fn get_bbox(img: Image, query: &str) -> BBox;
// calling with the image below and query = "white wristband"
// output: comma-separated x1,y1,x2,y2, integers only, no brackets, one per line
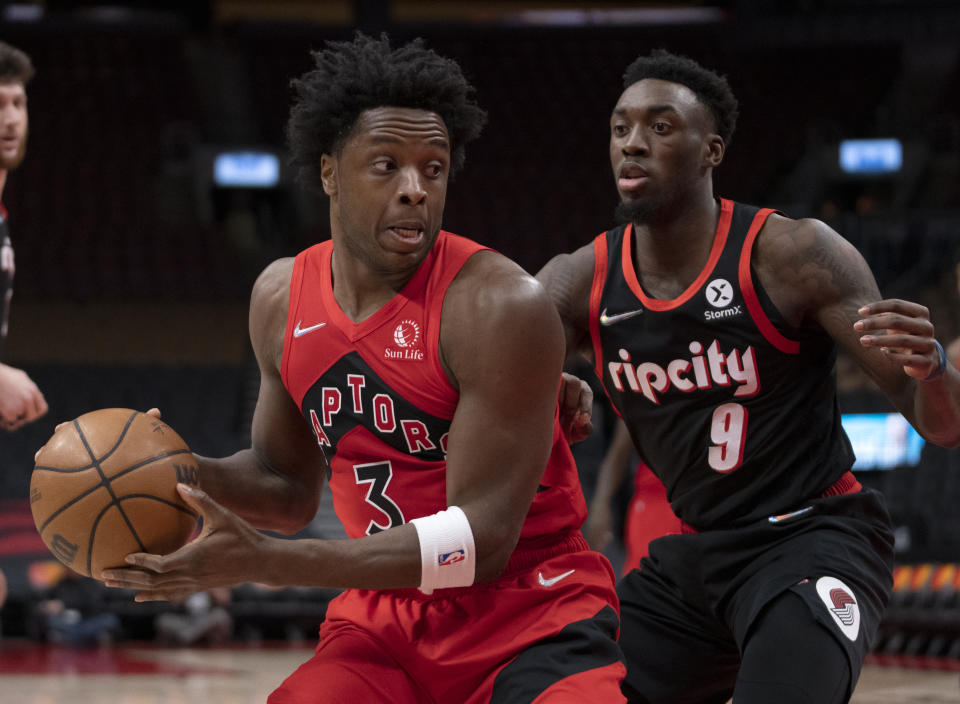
410,506,476,595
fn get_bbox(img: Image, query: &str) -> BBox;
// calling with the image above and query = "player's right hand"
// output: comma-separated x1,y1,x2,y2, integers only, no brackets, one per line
0,362,47,431
102,483,268,603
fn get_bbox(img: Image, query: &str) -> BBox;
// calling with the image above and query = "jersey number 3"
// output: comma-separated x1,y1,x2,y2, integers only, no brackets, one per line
354,461,405,535
708,402,748,473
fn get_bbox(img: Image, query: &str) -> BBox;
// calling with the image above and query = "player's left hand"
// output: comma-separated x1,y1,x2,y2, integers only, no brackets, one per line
101,483,271,602
855,299,943,380
558,372,593,443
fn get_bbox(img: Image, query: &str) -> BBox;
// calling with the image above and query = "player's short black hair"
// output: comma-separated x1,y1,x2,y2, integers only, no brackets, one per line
288,32,487,189
623,49,738,146
0,41,34,85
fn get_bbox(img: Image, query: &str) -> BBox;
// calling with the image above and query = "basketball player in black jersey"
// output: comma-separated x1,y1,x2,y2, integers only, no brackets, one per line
0,41,45,434
537,50,960,703
0,41,46,614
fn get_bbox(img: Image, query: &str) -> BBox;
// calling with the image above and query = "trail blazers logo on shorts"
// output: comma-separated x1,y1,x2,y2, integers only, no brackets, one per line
816,576,860,641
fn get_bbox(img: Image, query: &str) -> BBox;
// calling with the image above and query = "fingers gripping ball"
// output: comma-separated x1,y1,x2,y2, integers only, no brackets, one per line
30,408,200,579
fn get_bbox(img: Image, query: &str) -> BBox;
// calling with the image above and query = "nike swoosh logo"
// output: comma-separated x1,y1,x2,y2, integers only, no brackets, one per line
599,307,643,325
538,568,575,587
293,321,327,338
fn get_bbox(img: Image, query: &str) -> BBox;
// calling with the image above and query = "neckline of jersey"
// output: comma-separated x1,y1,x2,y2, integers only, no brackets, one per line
621,197,733,312
320,235,441,343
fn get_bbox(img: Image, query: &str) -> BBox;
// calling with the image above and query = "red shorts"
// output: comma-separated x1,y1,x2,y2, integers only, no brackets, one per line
269,533,626,704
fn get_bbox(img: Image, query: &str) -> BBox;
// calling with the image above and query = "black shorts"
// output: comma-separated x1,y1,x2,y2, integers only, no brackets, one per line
617,488,894,703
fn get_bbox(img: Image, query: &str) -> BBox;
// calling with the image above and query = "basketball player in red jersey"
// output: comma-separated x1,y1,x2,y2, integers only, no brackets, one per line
537,50,960,703
102,34,625,702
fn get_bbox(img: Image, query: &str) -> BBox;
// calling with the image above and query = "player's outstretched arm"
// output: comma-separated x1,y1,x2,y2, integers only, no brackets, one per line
195,258,326,533
756,216,960,448
855,297,960,446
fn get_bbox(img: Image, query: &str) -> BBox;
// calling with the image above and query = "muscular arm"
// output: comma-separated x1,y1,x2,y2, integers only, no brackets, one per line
755,216,960,447
439,251,569,581
536,243,596,363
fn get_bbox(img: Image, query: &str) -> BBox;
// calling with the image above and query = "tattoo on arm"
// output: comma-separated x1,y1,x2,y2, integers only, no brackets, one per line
772,220,879,329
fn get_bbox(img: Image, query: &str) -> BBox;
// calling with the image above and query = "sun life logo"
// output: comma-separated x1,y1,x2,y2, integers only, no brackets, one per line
385,319,424,361
393,320,420,348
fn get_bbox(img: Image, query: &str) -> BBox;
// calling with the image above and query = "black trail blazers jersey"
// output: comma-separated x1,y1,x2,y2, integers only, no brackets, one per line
589,198,855,530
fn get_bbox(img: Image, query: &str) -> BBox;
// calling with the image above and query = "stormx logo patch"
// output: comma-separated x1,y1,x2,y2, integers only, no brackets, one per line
704,278,743,321
816,576,861,641
438,549,465,566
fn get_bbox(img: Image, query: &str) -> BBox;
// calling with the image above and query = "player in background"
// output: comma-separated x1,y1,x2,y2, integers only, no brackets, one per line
0,40,47,614
0,41,46,433
537,49,960,703
102,34,625,703
584,418,682,573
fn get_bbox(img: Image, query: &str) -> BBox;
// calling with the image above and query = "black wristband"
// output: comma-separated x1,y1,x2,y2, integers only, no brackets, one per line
924,339,948,381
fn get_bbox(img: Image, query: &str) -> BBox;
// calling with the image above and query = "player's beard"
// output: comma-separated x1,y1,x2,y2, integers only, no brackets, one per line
0,129,27,171
613,179,691,227
614,197,656,226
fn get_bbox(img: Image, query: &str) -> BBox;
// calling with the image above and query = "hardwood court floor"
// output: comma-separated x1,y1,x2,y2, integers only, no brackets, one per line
0,641,957,703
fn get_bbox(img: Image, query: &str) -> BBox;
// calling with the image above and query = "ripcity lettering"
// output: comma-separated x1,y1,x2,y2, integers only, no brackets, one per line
608,339,759,405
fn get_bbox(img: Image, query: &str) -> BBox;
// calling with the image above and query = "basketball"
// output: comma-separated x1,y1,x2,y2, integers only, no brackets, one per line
30,408,200,580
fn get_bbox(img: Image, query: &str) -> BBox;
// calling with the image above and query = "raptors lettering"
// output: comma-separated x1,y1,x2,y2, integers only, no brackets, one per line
304,365,449,458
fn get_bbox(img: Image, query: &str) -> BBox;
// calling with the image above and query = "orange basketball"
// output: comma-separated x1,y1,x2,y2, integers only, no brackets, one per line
30,408,200,580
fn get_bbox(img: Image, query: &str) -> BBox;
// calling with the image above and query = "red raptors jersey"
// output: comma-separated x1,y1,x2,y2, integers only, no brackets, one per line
281,230,586,543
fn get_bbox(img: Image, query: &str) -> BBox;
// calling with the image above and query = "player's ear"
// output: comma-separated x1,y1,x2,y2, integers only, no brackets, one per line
703,134,724,168
320,154,338,197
